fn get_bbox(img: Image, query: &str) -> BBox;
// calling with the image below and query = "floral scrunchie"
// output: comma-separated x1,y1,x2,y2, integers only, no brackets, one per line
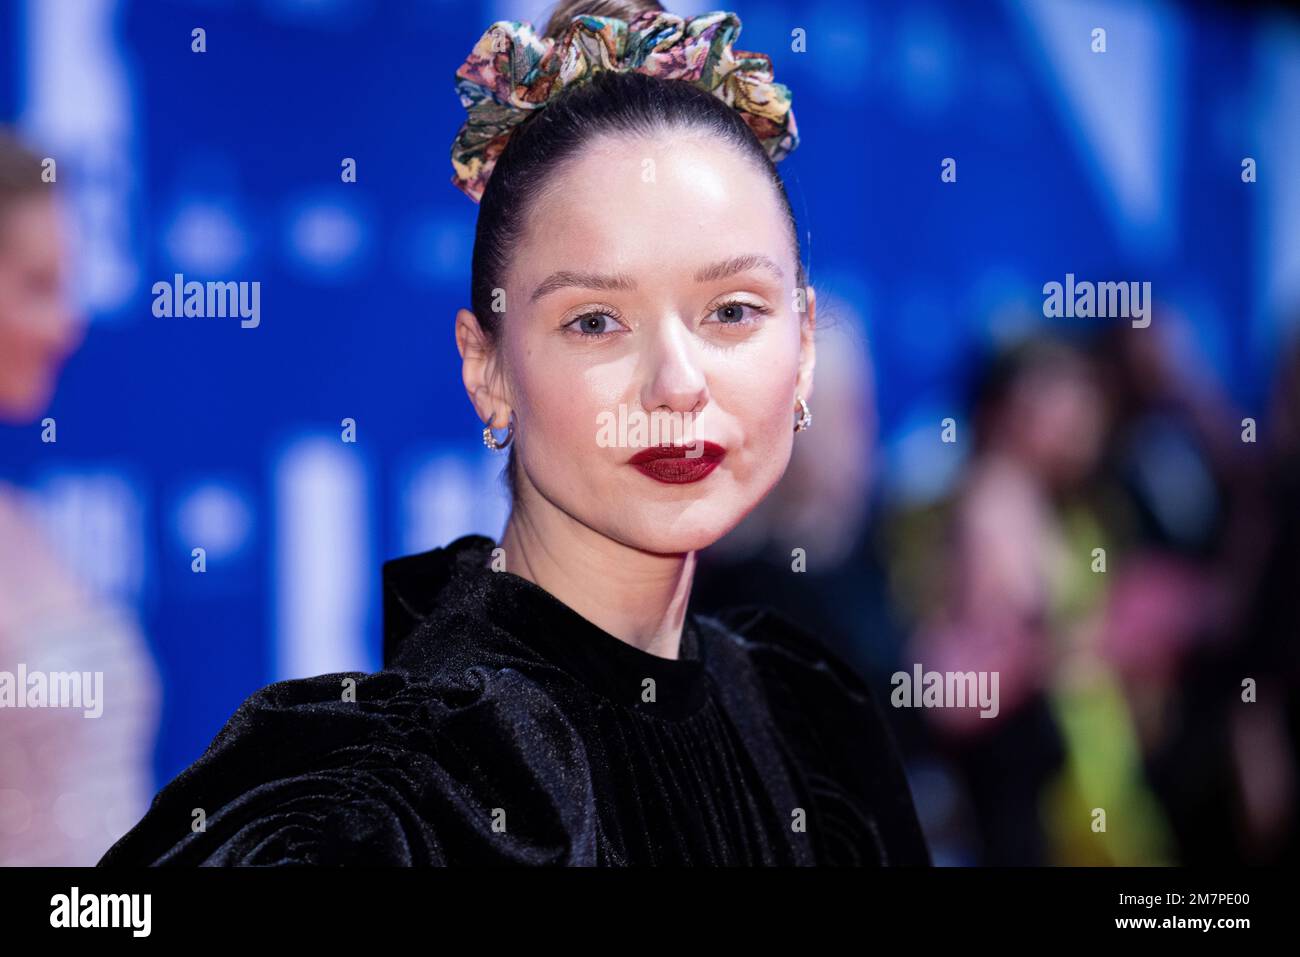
450,9,800,203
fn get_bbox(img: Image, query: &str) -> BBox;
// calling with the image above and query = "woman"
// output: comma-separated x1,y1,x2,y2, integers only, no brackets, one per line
97,1,930,866
0,129,161,864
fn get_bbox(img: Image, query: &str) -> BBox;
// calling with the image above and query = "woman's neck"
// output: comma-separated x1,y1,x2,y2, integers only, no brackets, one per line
496,506,696,660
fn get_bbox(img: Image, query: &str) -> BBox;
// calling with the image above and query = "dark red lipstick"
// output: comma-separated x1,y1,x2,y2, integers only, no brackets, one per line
628,441,726,484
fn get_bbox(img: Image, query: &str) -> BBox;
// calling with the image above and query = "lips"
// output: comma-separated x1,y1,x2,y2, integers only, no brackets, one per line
628,441,726,484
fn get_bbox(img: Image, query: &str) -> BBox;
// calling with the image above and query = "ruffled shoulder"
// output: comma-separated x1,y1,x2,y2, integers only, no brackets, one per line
97,663,596,866
699,604,932,866
703,604,882,702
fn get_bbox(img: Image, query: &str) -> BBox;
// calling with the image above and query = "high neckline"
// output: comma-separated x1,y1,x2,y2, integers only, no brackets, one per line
396,534,712,721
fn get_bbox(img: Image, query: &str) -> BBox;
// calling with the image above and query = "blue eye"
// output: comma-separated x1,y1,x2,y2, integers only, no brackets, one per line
565,312,622,337
710,299,771,326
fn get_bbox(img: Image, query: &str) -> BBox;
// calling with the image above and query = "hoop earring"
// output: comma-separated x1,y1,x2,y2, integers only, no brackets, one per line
483,411,515,451
794,394,812,433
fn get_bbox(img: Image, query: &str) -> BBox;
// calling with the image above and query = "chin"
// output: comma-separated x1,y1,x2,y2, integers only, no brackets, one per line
0,379,55,424
610,496,759,557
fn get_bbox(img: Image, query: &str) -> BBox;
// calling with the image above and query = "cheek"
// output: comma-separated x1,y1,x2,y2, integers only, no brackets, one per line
0,278,71,350
509,342,630,481
0,321,55,412
0,302,42,365
746,381,795,452
718,333,801,470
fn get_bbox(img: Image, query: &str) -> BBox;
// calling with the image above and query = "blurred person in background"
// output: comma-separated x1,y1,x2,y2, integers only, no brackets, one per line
0,129,160,864
1087,316,1254,865
1215,327,1300,864
1082,312,1300,865
898,333,1177,864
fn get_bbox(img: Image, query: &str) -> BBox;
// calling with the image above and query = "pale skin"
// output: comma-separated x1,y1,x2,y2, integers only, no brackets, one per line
455,131,816,660
0,193,82,422
0,191,89,634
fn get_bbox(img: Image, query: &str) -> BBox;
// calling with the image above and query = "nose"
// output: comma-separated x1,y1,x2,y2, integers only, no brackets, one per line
639,318,708,420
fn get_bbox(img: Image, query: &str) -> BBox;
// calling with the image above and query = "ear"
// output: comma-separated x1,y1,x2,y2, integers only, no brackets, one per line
455,307,512,428
795,285,816,404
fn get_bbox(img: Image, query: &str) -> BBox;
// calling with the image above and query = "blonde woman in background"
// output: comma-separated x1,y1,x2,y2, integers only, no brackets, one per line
0,129,161,865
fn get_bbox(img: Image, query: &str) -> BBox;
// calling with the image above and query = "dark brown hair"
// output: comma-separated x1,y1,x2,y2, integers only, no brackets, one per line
0,129,50,227
471,0,808,500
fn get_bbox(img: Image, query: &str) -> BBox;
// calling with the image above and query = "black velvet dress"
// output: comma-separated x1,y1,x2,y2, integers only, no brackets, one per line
97,534,931,866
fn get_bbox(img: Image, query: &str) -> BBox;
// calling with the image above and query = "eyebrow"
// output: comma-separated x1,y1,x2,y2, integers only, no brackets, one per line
529,253,784,303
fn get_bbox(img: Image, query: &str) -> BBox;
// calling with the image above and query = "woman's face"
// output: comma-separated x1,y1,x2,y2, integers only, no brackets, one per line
459,131,815,555
0,195,82,422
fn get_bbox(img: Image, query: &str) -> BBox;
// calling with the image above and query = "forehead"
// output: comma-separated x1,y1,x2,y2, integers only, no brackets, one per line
517,133,789,285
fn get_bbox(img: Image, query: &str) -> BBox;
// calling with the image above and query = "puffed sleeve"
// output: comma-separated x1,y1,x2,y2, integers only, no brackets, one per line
97,665,596,866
